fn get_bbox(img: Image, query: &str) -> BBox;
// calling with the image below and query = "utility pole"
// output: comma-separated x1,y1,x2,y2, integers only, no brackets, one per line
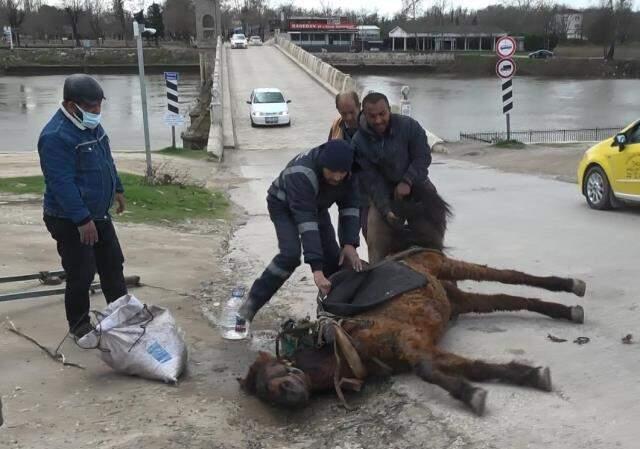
133,13,157,180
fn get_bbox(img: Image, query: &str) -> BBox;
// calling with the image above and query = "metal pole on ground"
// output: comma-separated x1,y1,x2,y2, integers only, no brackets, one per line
171,126,176,149
506,113,511,141
134,20,153,179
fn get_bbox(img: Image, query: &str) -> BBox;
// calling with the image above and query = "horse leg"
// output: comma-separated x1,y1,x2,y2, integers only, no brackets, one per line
437,257,586,297
414,356,488,416
430,349,553,393
443,281,584,323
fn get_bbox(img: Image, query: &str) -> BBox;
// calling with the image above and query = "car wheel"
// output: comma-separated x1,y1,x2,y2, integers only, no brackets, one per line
251,119,257,128
285,121,291,127
584,166,613,210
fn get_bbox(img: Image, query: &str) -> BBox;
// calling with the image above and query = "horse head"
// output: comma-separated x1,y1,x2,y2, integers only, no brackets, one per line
238,351,312,408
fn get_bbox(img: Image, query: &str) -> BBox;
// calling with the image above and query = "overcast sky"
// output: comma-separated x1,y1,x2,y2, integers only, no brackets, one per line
39,0,635,15
270,0,612,17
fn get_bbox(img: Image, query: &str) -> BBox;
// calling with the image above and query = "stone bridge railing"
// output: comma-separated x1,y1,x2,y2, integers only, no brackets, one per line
272,34,446,152
208,36,224,160
273,34,358,95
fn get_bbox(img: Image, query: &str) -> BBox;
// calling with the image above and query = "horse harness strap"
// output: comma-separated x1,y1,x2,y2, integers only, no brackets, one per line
317,316,367,410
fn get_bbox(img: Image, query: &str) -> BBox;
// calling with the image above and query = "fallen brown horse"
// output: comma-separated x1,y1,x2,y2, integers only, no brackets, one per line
239,249,586,416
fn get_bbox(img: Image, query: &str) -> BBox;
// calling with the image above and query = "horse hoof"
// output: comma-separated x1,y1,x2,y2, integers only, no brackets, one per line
469,388,487,416
534,367,552,392
571,279,586,297
570,305,585,324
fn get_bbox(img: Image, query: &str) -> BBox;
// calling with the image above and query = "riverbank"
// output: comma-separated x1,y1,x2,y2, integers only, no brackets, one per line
443,141,589,183
0,47,201,75
324,53,640,78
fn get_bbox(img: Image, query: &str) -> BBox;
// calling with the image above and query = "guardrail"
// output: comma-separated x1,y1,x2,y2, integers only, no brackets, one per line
274,34,358,94
460,127,622,144
208,36,223,159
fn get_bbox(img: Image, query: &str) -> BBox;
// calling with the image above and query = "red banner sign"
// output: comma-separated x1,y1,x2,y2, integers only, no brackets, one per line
288,23,356,30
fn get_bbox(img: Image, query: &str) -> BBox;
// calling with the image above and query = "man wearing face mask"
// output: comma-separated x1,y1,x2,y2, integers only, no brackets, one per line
38,74,128,339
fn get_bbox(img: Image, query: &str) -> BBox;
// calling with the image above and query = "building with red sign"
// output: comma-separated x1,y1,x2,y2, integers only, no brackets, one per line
286,16,357,51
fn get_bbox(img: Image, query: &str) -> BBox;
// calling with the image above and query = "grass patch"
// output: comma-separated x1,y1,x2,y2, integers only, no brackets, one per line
0,173,228,224
493,139,526,149
157,146,211,160
0,176,44,194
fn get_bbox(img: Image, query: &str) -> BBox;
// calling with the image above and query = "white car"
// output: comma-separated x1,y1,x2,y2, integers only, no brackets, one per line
230,33,247,49
249,36,263,46
247,88,291,127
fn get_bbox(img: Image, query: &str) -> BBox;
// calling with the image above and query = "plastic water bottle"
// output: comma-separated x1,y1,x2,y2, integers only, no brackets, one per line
221,286,249,340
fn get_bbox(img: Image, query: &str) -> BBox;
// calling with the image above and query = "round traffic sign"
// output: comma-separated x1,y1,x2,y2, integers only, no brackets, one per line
496,58,516,79
496,36,516,58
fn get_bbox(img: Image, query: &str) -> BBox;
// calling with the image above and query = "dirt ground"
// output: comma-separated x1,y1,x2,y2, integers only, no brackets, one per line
0,143,595,448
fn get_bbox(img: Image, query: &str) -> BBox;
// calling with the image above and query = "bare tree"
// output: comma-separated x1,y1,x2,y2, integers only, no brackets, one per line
112,0,126,40
63,0,83,46
85,0,104,39
2,0,28,46
401,0,423,21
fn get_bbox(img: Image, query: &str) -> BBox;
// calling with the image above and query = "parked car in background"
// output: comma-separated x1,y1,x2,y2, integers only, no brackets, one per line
247,88,291,127
231,33,248,49
249,36,263,46
577,120,640,209
528,49,554,59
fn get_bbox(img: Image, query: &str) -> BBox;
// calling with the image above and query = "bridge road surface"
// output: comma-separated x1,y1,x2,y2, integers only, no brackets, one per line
224,44,640,448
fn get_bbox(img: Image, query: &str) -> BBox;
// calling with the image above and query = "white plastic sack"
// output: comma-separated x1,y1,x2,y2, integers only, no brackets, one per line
79,294,188,384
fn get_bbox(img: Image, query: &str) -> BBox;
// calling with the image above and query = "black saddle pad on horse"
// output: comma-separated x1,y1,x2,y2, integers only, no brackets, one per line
320,261,428,317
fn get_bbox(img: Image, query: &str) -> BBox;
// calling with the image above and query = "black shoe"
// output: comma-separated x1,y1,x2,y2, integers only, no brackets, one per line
70,321,94,339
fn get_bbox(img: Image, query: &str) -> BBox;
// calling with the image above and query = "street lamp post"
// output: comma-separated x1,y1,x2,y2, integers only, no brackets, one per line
133,20,156,179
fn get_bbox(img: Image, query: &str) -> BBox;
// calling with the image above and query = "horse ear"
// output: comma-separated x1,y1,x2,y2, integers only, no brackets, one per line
257,351,275,362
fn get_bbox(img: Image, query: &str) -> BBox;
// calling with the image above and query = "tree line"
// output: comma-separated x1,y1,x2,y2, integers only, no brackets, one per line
2,0,639,57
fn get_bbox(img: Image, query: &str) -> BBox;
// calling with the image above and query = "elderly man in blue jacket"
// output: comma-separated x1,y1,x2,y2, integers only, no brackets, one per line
236,140,362,334
38,74,127,339
352,92,435,263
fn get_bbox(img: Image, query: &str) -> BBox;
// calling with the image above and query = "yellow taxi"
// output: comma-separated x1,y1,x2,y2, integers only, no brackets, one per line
577,120,640,209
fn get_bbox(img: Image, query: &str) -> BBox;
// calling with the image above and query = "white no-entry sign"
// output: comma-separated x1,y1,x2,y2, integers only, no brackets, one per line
496,36,516,58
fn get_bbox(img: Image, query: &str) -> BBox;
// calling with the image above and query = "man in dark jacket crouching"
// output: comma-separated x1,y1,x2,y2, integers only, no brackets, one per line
237,140,363,333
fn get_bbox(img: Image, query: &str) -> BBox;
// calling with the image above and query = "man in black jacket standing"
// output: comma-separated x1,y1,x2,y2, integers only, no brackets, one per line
352,92,436,263
237,140,362,332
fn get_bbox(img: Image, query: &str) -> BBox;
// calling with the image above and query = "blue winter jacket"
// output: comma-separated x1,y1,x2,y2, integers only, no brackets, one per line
38,109,124,225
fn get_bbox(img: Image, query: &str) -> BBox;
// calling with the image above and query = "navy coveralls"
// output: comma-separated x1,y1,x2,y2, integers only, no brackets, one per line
248,145,360,313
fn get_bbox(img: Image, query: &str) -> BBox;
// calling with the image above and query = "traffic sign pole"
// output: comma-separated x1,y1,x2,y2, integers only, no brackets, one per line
496,36,517,142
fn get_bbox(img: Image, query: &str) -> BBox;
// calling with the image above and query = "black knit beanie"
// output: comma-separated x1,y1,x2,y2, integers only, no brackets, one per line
318,140,354,172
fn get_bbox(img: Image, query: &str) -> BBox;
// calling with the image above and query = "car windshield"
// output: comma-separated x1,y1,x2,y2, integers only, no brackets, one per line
251,36,260,40
254,92,285,104
233,34,245,40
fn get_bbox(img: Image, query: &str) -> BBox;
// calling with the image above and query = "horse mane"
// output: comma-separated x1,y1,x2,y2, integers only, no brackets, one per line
390,182,452,251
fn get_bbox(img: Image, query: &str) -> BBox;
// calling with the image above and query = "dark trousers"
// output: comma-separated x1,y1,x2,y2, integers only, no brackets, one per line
44,216,127,330
247,200,341,318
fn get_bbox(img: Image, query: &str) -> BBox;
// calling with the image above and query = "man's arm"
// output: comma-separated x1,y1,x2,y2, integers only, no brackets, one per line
286,173,324,272
38,133,91,225
336,177,361,248
402,119,432,186
103,134,124,193
355,152,393,216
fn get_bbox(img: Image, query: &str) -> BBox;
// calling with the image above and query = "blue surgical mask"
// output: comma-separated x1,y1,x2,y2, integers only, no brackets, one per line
75,104,101,129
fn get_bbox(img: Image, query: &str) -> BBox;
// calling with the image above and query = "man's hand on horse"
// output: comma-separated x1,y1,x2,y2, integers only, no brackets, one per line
385,210,405,231
340,244,363,272
313,271,332,297
394,181,411,200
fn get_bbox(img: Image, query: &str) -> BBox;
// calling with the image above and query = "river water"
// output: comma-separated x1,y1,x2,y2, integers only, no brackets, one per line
0,74,201,152
354,74,640,140
1,74,639,150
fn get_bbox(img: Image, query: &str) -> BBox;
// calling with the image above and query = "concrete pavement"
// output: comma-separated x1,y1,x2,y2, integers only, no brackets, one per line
222,44,640,448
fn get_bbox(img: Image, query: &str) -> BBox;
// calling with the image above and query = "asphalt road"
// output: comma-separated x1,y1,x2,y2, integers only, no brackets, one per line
225,44,640,448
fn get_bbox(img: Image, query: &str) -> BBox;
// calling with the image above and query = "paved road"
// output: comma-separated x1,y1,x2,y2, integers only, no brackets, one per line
225,45,640,448
227,45,337,151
